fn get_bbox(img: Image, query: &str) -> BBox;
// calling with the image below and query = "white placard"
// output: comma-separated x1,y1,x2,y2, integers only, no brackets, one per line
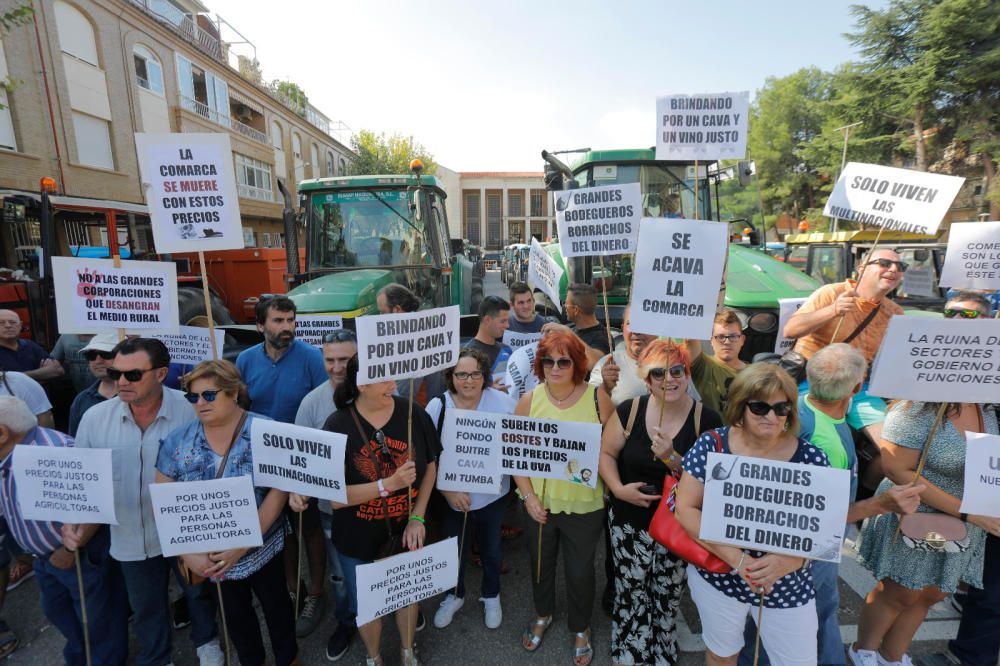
527,238,564,313
135,133,243,253
155,325,225,365
655,92,749,161
868,316,1000,404
502,330,542,350
51,256,178,333
939,222,1000,290
149,476,262,557
436,409,503,495
775,297,808,353
295,316,345,347
355,306,460,386
823,162,964,236
960,432,1000,517
701,452,851,562
250,420,347,503
11,446,117,524
555,183,641,258
498,413,601,488
629,219,729,339
355,537,459,626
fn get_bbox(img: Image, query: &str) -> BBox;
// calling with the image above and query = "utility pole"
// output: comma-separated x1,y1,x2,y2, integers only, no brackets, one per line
830,122,862,232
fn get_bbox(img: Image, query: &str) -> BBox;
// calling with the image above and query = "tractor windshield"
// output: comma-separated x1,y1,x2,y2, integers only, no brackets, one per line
309,189,426,269
575,163,710,220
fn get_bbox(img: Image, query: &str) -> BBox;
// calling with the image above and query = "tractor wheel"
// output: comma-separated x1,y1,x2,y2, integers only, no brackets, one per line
176,286,235,328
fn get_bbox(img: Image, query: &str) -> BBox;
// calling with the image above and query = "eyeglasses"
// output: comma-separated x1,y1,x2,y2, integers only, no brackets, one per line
322,330,357,343
746,400,794,417
943,308,983,319
107,367,157,382
648,364,686,380
454,371,484,381
540,357,573,370
374,430,390,458
184,390,221,404
83,350,114,361
712,333,742,343
866,258,909,273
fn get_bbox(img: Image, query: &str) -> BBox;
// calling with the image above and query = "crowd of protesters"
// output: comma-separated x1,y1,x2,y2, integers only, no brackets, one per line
0,258,995,666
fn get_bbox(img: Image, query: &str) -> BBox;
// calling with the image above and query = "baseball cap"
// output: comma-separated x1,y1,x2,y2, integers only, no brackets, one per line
79,331,121,356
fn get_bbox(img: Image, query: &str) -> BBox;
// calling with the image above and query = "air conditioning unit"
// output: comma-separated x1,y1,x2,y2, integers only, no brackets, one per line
235,104,253,123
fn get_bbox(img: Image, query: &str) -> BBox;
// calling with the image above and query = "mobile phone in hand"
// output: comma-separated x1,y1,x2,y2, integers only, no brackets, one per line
639,484,658,495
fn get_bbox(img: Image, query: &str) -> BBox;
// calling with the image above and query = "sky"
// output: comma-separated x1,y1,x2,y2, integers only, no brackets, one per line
204,0,885,172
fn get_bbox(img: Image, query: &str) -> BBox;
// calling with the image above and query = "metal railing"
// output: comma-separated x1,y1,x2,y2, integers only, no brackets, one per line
231,117,268,144
238,184,275,203
127,0,223,61
177,94,268,145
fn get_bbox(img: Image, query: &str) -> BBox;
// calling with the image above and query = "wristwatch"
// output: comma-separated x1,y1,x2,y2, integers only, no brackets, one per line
377,479,390,498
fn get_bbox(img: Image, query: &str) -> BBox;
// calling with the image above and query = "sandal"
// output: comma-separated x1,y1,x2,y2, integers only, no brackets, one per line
572,629,593,666
0,620,17,659
365,655,384,666
521,615,553,652
400,646,419,666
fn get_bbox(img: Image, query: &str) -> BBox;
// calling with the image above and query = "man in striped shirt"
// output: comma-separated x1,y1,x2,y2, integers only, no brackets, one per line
0,396,128,665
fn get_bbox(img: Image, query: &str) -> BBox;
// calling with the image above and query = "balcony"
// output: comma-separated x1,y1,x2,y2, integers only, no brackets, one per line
238,184,275,203
127,0,223,62
177,95,268,145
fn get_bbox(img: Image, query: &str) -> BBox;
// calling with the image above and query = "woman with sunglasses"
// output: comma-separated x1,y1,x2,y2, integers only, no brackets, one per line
599,340,722,666
849,293,999,666
675,363,830,666
290,355,439,666
514,329,614,666
155,360,298,666
424,348,515,630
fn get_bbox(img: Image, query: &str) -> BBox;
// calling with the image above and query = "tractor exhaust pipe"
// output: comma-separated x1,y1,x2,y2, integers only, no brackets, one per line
277,177,299,277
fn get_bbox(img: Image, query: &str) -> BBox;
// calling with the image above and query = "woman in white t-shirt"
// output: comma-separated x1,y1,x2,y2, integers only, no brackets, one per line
424,348,515,631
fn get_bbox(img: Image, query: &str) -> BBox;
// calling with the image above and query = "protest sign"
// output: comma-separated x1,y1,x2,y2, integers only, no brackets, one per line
355,305,459,385
436,408,503,495
51,256,178,333
939,222,1000,290
251,420,347,503
868,316,1000,404
155,325,225,365
295,316,345,347
629,219,728,339
701,452,851,562
555,183,641,257
135,133,243,253
11,446,116,524
502,330,542,350
959,433,1000,518
355,537,459,626
503,342,539,402
655,92,749,161
774,297,807,353
527,238,564,313
149,475,262,557
823,162,964,236
498,414,601,488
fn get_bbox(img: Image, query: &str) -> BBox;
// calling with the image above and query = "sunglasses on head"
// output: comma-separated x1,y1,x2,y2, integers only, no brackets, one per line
866,258,909,273
322,330,356,343
943,308,982,319
540,356,573,370
374,430,390,457
184,390,221,404
746,400,794,417
83,350,114,361
648,364,686,380
107,367,157,382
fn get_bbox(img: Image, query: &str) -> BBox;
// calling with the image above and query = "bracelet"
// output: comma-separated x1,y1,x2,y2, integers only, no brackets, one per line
521,492,537,503
735,552,746,571
960,512,968,522
660,453,678,465
408,515,426,525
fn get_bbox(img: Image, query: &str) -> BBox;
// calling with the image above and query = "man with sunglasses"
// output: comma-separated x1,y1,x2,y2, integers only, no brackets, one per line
67,332,119,436
67,338,225,666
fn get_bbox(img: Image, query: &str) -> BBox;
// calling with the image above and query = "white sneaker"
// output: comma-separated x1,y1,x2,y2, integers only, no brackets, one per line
433,594,464,628
197,638,226,666
481,596,502,629
848,644,879,666
876,653,913,666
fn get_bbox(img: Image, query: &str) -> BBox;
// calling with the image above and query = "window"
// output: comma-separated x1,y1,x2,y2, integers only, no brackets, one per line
339,157,347,176
54,1,99,66
326,152,335,177
242,227,256,247
310,144,319,177
275,233,284,248
262,232,271,247
486,192,502,249
531,220,547,240
175,54,229,127
807,246,845,285
72,112,114,169
508,220,524,244
270,120,283,150
133,45,163,94
464,192,481,245
530,190,545,217
291,132,302,160
508,192,523,217
0,39,14,151
234,154,273,201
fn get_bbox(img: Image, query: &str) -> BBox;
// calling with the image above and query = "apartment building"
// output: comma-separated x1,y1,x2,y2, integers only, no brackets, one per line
451,172,554,254
0,0,352,266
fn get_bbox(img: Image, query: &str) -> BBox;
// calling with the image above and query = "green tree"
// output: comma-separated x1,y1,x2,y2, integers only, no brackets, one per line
349,130,437,176
269,80,308,117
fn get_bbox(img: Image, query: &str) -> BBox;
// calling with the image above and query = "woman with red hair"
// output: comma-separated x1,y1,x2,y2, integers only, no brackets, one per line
514,330,614,666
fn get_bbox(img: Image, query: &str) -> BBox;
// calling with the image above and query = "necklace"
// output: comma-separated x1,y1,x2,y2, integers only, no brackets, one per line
545,382,576,406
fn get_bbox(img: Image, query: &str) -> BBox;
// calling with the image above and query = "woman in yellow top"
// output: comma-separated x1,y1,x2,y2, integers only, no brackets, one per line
514,329,614,666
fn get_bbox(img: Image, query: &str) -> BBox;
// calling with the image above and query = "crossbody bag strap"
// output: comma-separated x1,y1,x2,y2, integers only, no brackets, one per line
622,397,641,438
841,302,881,344
214,410,248,480
694,401,704,435
349,406,396,540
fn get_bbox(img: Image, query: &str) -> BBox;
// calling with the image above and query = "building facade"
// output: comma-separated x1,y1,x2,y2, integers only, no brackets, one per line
446,172,554,253
0,0,352,264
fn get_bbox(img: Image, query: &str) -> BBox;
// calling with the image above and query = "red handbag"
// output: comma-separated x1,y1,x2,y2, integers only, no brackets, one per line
648,430,732,574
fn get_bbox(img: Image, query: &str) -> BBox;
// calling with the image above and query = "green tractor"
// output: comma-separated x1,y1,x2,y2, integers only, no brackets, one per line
540,148,821,359
287,170,484,321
